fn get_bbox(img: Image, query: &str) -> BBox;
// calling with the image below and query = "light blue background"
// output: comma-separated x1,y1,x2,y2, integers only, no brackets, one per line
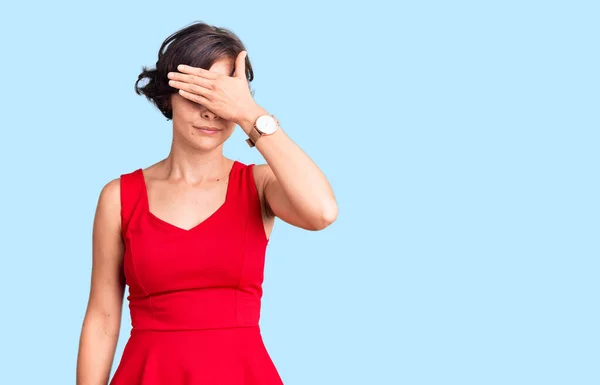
0,1,598,384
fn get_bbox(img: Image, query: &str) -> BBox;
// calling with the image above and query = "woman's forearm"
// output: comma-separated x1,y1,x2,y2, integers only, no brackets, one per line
76,314,121,385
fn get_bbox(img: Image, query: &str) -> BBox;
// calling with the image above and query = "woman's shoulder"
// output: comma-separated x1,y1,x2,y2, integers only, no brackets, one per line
93,175,124,236
103,167,144,213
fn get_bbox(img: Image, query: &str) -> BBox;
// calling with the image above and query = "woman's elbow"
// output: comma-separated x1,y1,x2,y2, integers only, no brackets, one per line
310,201,338,230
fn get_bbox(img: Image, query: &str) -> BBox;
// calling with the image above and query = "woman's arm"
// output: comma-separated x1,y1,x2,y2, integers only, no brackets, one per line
240,106,338,231
76,178,126,385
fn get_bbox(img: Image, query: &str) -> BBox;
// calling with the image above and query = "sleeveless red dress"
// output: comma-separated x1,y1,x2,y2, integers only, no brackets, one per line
109,160,284,385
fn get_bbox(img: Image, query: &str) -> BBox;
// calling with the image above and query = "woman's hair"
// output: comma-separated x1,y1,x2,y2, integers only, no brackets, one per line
134,21,255,120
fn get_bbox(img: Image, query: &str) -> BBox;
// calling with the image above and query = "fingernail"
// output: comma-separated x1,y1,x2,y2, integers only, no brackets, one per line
178,65,185,70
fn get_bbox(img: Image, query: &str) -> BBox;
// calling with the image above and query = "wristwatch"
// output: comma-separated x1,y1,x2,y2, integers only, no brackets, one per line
245,114,279,147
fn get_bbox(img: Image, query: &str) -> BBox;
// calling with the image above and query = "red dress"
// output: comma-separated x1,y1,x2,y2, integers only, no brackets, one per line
109,160,284,385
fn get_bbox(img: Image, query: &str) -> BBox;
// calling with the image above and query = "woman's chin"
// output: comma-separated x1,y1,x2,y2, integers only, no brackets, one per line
187,132,227,149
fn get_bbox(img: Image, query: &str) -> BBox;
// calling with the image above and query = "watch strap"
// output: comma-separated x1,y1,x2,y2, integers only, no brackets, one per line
245,126,261,148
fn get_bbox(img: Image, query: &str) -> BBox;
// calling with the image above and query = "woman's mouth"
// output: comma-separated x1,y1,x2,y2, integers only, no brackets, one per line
193,126,221,135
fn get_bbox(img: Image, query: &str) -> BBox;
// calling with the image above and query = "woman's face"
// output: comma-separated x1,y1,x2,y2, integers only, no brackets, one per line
169,56,237,151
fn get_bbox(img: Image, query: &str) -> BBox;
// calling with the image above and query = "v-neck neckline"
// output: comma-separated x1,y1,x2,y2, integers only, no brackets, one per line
139,160,239,233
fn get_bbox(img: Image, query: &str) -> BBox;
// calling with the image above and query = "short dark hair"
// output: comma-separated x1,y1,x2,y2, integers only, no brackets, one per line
134,21,255,120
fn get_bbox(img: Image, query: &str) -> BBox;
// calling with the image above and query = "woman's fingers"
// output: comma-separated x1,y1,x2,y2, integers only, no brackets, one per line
168,79,211,99
167,71,212,90
176,64,219,79
177,89,211,105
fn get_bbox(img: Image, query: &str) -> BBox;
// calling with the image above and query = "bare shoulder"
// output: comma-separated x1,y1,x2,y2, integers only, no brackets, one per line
250,163,274,199
100,176,121,202
95,176,123,236
251,163,273,185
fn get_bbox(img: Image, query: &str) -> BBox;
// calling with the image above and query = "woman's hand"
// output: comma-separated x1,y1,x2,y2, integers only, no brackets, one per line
167,50,259,125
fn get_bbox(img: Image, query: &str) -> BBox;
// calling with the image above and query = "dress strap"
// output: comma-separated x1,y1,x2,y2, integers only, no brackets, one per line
241,163,266,230
244,164,260,204
120,168,144,238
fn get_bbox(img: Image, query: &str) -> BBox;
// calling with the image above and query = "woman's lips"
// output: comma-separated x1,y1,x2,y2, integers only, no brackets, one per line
193,126,221,135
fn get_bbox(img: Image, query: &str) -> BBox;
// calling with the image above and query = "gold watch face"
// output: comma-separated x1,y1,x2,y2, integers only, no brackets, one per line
256,115,278,134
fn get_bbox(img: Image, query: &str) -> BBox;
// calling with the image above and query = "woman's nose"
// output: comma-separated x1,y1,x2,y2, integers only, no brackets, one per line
202,109,219,120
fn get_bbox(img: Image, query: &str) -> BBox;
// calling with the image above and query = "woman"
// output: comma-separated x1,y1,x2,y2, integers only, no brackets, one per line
76,21,337,385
